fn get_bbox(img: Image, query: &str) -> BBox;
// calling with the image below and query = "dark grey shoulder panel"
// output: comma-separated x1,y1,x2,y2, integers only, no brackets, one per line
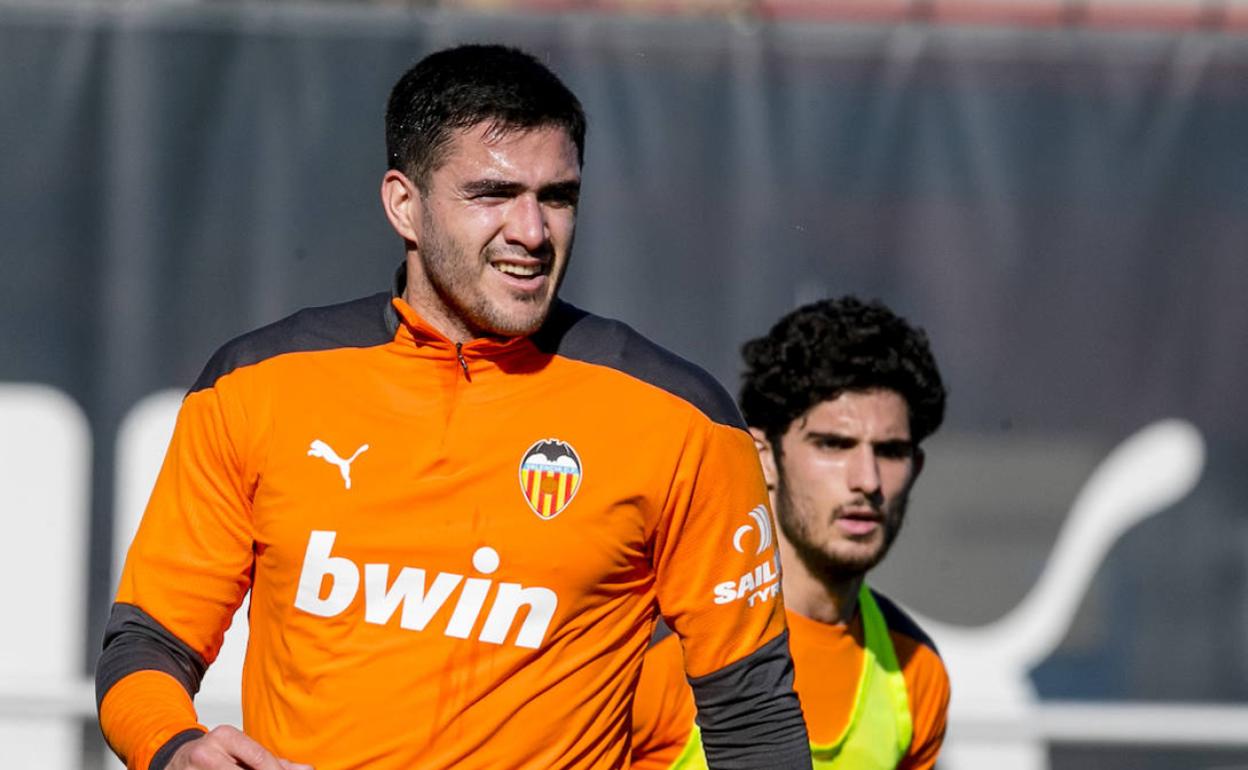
687,631,812,768
533,301,746,430
871,588,941,657
190,291,397,394
96,602,208,708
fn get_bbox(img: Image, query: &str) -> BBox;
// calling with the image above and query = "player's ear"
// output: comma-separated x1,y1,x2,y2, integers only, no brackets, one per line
381,169,423,244
749,427,778,491
911,446,926,481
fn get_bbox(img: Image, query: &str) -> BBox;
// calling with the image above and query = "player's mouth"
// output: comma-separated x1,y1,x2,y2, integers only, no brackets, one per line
834,507,882,537
490,259,550,292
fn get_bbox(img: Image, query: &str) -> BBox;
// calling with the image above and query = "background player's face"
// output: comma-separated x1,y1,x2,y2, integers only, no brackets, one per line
769,389,923,580
400,122,581,339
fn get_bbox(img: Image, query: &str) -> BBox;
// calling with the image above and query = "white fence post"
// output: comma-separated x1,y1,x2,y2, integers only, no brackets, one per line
0,384,91,770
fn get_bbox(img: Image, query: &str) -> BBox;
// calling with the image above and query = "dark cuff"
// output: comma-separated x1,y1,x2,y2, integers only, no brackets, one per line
150,728,208,770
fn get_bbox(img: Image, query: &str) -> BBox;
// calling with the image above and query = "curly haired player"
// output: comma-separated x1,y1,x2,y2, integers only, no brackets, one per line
633,296,951,769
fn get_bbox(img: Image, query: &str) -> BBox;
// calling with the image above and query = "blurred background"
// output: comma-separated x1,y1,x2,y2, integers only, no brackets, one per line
2,0,1247,767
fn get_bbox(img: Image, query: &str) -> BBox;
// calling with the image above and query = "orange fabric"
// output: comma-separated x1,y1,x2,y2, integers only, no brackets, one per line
98,670,205,770
108,297,786,769
632,605,949,769
630,634,696,770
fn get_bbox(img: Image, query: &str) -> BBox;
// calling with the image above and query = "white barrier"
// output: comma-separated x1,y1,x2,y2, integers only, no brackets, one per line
0,384,91,770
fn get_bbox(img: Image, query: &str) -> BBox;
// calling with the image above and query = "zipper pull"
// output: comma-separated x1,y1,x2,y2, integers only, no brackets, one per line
455,342,471,381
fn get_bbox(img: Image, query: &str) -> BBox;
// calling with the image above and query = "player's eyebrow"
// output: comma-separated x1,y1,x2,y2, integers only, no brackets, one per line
459,178,581,205
804,431,914,452
460,179,526,198
804,430,858,447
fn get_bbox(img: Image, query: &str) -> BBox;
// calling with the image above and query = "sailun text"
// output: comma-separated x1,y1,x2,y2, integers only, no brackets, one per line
712,556,780,607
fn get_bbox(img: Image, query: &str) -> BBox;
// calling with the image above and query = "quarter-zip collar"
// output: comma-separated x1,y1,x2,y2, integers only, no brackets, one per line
390,296,544,387
390,296,533,355
388,262,556,380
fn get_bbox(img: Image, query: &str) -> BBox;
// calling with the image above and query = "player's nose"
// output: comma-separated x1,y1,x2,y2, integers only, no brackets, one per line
503,192,548,253
846,445,882,495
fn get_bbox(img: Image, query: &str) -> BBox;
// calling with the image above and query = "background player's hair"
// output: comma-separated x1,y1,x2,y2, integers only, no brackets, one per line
385,44,586,189
740,296,947,447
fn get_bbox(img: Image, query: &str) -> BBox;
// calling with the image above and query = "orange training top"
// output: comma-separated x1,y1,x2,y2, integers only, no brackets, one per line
632,593,950,769
96,282,808,770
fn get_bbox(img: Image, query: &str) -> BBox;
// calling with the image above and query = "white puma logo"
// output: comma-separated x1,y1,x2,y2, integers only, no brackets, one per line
916,419,1205,770
308,439,369,490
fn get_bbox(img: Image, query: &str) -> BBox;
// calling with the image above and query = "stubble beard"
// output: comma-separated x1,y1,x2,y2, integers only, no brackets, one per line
419,211,566,339
773,465,909,585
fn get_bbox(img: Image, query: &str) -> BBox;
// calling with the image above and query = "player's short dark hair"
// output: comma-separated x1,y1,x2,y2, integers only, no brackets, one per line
740,296,947,446
385,44,586,188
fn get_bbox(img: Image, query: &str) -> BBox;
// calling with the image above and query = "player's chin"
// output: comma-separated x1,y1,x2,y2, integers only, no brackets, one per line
482,297,555,337
827,541,887,574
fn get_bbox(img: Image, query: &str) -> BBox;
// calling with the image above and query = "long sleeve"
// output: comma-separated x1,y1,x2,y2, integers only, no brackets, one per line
651,418,810,768
97,369,260,768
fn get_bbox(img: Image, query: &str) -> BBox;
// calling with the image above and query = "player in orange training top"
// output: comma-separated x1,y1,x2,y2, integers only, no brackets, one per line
632,296,951,769
96,45,810,770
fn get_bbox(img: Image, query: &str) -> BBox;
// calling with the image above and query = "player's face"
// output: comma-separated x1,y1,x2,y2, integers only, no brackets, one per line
399,122,581,340
768,389,923,580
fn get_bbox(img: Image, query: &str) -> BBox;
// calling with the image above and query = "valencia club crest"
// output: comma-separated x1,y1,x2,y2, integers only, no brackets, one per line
519,438,583,520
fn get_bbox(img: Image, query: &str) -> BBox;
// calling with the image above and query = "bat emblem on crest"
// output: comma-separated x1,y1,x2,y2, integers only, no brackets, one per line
518,438,583,520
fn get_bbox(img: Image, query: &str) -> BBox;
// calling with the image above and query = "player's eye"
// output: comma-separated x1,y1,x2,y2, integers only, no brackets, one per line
874,441,915,460
540,184,580,209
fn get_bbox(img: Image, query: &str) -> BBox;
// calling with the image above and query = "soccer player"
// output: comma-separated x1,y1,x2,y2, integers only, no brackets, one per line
95,44,810,770
632,296,951,769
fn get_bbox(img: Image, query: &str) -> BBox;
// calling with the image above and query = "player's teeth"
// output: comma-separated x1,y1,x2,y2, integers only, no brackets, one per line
495,263,541,277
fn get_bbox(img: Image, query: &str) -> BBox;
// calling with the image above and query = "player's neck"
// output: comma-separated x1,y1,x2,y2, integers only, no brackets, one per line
778,537,864,625
403,277,475,344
